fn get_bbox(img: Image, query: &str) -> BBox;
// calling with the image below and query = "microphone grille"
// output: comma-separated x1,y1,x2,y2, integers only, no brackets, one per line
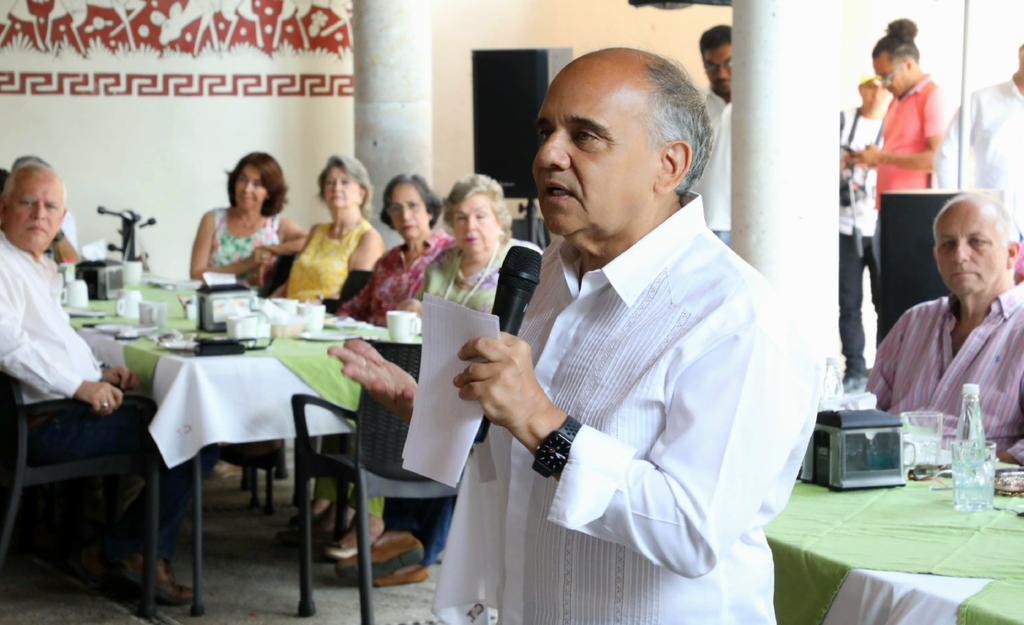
500,245,542,288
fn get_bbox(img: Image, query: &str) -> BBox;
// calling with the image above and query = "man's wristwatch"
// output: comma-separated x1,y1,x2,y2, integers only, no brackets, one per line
532,415,581,478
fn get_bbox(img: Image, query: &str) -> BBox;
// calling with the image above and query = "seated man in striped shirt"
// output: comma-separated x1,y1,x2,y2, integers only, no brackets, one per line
868,192,1024,464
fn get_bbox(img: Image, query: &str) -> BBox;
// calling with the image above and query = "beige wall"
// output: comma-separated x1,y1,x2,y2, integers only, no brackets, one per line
429,1,731,201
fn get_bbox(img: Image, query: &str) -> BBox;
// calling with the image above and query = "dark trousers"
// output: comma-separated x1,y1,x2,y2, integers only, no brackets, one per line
27,405,218,563
383,496,455,566
838,232,880,379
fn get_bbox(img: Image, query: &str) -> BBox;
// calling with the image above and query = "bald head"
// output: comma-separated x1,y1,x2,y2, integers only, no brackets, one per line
932,193,1020,304
557,48,712,194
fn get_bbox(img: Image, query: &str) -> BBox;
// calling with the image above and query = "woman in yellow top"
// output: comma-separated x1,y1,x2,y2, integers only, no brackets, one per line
278,155,385,300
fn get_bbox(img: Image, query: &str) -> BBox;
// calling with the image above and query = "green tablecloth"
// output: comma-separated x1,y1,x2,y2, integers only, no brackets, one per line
766,481,1024,625
73,286,388,409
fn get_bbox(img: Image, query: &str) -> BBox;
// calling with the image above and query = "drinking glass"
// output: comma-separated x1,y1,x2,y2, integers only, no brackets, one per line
900,411,943,469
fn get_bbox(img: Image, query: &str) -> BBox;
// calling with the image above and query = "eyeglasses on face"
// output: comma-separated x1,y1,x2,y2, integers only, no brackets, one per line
703,58,731,74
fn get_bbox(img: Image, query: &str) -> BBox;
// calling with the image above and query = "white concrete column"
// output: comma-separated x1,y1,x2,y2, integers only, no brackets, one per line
731,0,841,352
352,0,432,247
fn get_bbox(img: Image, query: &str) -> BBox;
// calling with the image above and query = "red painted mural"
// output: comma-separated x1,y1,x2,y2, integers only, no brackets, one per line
0,0,351,58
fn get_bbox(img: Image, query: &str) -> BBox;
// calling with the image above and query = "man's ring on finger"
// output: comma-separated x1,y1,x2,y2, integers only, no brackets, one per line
101,402,110,409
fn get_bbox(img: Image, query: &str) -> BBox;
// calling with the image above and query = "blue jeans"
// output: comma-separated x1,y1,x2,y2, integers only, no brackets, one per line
27,404,218,563
383,497,455,566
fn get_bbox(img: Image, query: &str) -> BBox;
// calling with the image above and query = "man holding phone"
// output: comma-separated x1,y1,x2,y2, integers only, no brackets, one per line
838,76,890,392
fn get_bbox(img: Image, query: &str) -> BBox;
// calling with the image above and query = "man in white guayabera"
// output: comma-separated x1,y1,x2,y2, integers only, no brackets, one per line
330,48,821,624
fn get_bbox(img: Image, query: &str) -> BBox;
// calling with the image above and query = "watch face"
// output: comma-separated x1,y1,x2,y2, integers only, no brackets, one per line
536,434,572,473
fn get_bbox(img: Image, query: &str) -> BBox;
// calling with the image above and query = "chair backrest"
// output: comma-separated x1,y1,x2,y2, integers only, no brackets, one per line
355,342,429,482
259,253,296,298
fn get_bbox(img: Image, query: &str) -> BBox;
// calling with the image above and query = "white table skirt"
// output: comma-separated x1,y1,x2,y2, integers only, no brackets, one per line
80,330,352,468
824,568,991,625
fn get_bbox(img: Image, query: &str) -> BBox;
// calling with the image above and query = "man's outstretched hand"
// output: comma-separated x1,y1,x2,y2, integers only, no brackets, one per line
328,340,417,422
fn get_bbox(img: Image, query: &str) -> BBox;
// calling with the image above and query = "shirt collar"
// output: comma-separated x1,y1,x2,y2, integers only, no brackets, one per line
901,76,932,100
0,232,48,267
946,281,1024,322
559,193,707,307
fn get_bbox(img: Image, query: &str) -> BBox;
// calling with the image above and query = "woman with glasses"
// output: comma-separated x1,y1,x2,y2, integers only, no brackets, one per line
276,155,384,300
190,152,308,287
338,173,455,325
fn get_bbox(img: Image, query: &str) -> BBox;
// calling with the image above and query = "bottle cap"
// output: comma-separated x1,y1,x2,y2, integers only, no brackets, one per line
962,383,980,396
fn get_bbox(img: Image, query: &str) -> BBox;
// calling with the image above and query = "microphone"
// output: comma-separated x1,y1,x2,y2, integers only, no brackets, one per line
475,245,543,443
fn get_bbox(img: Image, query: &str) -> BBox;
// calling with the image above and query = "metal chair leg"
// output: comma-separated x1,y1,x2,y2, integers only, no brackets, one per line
136,456,158,618
296,469,315,617
355,471,373,625
264,468,274,515
274,447,288,480
0,479,24,573
248,467,260,511
191,454,205,617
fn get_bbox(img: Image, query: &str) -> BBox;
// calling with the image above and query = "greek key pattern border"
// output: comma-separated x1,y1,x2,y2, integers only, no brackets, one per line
0,72,354,96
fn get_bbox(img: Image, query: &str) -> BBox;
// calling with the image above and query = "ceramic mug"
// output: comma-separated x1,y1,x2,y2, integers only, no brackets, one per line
63,279,89,308
300,303,327,333
386,310,421,343
139,301,168,328
116,289,143,318
122,260,144,286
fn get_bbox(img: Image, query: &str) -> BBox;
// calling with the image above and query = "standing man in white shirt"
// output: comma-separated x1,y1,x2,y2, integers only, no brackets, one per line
935,43,1024,215
0,164,213,605
332,48,820,624
838,76,891,393
694,24,733,244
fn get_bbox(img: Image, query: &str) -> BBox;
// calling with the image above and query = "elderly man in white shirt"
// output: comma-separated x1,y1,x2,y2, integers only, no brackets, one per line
0,164,212,605
331,48,820,625
935,43,1024,213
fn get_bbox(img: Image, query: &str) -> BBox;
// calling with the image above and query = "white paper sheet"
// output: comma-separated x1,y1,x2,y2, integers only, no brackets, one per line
402,294,499,487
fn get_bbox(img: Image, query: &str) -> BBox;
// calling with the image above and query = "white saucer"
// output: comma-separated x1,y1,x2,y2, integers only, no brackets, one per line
298,330,363,342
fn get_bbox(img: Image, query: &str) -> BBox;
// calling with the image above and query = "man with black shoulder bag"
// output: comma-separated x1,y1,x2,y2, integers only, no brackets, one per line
839,75,891,393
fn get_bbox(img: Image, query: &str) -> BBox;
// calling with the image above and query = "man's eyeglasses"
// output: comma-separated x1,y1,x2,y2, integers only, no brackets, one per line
879,68,899,87
703,59,731,74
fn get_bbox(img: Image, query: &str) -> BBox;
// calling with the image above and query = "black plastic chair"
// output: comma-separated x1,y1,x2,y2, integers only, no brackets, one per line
324,269,373,314
259,253,296,298
0,373,160,618
291,342,457,624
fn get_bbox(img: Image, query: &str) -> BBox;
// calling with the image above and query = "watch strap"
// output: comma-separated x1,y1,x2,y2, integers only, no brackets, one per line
532,415,581,478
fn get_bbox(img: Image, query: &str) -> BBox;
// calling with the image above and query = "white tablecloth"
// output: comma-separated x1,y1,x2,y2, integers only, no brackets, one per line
825,568,991,625
80,330,351,468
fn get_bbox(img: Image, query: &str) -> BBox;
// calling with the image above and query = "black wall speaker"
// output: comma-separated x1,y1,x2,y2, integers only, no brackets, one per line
472,48,572,199
878,191,957,342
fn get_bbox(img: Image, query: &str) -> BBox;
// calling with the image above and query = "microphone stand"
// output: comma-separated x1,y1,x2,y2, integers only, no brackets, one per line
97,206,157,262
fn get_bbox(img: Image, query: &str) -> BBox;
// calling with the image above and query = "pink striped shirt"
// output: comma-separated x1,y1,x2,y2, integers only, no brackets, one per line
868,283,1024,463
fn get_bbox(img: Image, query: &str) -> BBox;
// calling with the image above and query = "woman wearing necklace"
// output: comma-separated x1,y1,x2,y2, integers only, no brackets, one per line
190,152,308,287
402,173,538,315
276,155,384,300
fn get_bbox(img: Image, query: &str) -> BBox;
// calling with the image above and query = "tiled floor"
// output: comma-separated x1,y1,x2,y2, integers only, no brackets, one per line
0,469,439,625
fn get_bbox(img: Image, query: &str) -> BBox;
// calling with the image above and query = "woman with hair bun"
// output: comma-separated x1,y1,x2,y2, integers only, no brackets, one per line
850,18,948,207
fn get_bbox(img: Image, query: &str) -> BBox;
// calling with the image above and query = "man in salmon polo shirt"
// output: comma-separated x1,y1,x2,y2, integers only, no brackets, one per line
850,19,947,206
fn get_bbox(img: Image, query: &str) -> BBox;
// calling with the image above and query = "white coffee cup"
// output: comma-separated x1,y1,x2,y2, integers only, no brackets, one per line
59,262,77,285
122,260,144,286
271,298,299,316
63,279,89,308
227,314,259,339
139,301,168,328
386,310,421,343
301,303,327,333
116,289,143,318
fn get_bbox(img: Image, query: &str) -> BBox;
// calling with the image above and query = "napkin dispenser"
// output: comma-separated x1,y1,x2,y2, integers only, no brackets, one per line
800,409,905,491
196,284,254,332
76,260,123,300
